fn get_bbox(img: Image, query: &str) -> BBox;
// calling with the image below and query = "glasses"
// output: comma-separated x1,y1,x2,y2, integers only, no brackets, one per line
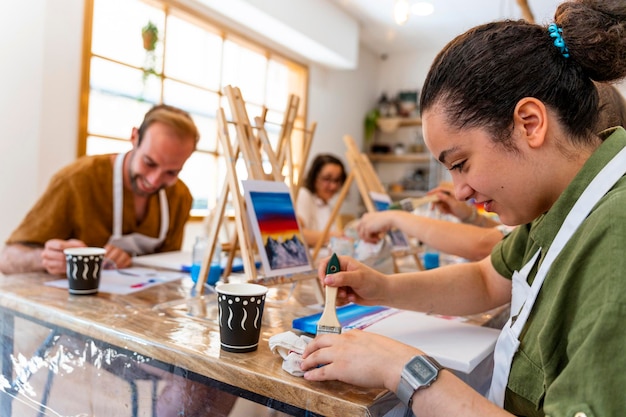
317,176,343,185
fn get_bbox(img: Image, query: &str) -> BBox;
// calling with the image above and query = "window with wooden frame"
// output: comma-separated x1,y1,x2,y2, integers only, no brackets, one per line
80,0,309,216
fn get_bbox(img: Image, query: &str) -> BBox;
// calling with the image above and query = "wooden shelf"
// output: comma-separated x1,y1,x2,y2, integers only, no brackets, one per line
396,117,422,127
376,117,422,133
369,116,441,205
389,190,428,200
367,153,431,163
377,117,422,127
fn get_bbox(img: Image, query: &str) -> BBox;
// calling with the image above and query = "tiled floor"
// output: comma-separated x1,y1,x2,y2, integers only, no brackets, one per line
7,319,291,417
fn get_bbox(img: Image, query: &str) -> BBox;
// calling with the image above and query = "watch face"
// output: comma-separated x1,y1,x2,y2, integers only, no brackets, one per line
408,357,437,382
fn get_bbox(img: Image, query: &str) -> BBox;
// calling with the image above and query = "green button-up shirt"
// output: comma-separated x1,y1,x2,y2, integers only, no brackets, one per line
491,127,626,417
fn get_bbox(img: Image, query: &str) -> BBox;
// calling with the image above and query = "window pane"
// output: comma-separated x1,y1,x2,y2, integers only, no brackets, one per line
164,15,222,91
264,108,285,127
245,103,264,125
162,79,218,117
191,114,218,153
88,90,152,140
91,57,162,105
92,0,164,70
235,157,251,182
86,137,133,155
162,79,219,152
262,109,284,150
220,96,234,122
179,151,219,211
222,40,267,104
266,60,289,110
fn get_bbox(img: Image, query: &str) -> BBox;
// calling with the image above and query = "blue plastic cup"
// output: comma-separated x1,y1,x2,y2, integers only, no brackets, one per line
423,252,440,270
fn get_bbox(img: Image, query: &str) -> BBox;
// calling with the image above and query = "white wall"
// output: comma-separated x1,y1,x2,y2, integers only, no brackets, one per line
38,0,85,188
377,47,439,99
0,2,43,243
378,47,626,101
307,46,381,216
0,0,83,244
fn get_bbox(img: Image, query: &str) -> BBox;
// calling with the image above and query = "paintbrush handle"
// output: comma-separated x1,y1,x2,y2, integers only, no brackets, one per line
318,285,341,330
324,285,338,311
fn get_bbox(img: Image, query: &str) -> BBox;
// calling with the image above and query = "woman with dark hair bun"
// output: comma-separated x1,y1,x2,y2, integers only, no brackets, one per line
296,153,347,246
301,1,626,416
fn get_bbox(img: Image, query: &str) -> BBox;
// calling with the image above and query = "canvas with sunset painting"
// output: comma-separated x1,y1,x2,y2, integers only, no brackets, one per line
242,180,312,277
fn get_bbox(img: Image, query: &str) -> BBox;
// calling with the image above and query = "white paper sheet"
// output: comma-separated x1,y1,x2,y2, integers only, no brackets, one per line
132,250,191,271
45,268,184,295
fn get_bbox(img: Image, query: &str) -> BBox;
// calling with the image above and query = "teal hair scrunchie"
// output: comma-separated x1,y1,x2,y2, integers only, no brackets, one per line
548,23,570,58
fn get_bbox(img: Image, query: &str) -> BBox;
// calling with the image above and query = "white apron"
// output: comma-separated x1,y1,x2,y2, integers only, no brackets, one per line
488,145,626,406
107,152,169,256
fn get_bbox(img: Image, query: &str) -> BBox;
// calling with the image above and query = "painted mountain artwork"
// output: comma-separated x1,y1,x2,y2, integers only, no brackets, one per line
242,180,312,277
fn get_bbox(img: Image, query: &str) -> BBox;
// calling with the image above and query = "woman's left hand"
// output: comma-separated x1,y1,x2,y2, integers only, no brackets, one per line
300,330,420,392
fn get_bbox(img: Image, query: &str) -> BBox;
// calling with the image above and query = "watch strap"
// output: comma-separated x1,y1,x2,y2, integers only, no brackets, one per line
397,355,443,409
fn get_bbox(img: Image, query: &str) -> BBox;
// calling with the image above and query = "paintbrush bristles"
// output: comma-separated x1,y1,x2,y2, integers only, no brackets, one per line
317,285,342,334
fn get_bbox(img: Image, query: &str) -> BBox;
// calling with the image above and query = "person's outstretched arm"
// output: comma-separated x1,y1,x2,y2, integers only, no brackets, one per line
357,210,504,261
0,239,88,276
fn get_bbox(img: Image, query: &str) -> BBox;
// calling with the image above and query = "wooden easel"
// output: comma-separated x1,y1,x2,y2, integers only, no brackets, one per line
343,135,387,213
194,86,322,298
312,135,425,272
256,94,317,202
290,118,317,202
276,94,299,189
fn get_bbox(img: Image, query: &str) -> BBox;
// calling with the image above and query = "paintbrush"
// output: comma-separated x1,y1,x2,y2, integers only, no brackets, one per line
316,253,342,335
389,194,440,211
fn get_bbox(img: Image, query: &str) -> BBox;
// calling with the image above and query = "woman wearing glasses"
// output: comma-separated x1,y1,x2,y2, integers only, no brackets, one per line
296,153,347,246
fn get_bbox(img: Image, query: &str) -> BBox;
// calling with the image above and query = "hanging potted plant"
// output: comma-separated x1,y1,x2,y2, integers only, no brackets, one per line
141,21,159,52
140,21,159,85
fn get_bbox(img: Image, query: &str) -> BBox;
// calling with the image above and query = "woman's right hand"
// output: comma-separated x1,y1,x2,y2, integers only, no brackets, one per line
317,254,390,306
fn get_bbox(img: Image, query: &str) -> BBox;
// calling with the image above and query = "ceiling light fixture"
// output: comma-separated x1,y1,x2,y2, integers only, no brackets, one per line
394,0,434,25
393,0,410,26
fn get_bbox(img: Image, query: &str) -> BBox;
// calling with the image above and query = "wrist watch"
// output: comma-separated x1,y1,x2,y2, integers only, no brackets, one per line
397,355,443,409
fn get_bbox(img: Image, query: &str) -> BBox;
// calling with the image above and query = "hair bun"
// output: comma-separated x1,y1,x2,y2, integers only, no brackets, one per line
554,0,626,82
